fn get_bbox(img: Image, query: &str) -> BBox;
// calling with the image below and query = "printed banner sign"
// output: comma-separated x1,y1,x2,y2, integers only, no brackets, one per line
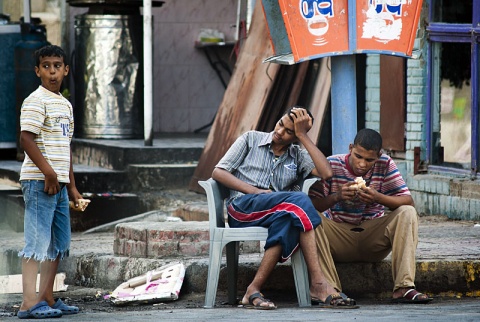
356,0,423,55
262,0,423,63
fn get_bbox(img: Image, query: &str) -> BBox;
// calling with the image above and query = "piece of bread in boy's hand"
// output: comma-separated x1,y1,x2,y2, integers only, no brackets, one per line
69,199,91,211
352,177,366,190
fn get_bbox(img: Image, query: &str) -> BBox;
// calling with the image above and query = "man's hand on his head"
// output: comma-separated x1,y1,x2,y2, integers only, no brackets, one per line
290,107,312,136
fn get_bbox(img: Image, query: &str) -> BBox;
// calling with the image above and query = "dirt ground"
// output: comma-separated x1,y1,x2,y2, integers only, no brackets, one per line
0,287,212,318
0,287,316,318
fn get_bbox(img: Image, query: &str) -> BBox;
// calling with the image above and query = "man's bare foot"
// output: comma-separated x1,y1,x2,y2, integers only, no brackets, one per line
241,292,276,309
309,281,339,303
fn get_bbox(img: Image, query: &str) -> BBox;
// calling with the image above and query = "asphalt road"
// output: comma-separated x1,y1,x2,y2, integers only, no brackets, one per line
1,293,479,321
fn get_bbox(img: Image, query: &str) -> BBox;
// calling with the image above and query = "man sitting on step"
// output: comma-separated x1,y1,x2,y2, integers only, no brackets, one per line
309,128,433,304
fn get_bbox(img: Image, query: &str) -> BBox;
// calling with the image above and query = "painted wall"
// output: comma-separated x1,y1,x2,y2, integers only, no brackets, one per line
67,0,237,134
152,0,237,132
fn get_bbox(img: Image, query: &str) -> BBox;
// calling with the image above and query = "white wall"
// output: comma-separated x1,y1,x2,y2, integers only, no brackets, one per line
152,0,237,132
67,0,238,134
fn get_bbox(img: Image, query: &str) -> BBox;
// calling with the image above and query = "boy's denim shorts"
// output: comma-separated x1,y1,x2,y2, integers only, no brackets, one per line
18,180,71,262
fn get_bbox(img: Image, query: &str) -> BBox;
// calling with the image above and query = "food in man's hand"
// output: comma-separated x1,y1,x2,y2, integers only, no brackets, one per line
69,198,91,211
352,177,366,190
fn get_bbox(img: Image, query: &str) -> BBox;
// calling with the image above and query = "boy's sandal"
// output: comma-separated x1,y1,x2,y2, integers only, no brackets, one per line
17,301,63,319
391,289,433,304
51,298,80,314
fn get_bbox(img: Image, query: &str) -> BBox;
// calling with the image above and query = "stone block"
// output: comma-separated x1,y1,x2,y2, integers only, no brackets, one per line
173,202,209,221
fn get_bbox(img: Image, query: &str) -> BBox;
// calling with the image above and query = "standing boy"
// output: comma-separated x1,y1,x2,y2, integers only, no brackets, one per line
17,45,83,319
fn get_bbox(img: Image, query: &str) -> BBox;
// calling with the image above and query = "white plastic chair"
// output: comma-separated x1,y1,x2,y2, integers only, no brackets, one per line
198,178,318,308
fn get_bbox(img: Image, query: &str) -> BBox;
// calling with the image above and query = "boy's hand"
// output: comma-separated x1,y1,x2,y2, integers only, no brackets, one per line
67,185,83,207
44,172,61,195
336,181,358,202
69,199,91,211
357,187,377,204
68,184,90,211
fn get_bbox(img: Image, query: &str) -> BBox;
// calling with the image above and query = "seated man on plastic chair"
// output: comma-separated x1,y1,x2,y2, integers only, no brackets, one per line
212,106,358,310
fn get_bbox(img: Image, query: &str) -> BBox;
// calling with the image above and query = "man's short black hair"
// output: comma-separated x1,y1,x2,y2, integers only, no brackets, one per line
353,128,383,152
35,45,68,67
285,105,315,124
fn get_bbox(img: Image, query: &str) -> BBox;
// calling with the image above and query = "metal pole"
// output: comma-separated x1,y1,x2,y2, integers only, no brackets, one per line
330,0,357,154
23,0,30,23
143,0,153,146
331,55,357,154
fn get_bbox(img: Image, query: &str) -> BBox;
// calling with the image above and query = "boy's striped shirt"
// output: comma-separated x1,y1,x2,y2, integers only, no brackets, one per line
309,153,411,225
20,86,74,183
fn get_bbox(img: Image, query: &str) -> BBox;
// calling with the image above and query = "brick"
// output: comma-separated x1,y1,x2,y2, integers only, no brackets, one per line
178,242,210,256
114,225,127,239
122,240,147,257
148,230,175,242
176,230,209,243
408,86,425,94
113,239,124,255
148,241,179,257
129,227,147,242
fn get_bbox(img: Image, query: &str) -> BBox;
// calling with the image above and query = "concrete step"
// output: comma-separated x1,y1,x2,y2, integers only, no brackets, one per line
0,161,128,193
128,163,198,190
172,202,209,221
72,137,205,170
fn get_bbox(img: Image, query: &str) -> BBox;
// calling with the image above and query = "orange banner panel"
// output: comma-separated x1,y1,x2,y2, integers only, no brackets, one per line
278,0,350,62
356,0,423,55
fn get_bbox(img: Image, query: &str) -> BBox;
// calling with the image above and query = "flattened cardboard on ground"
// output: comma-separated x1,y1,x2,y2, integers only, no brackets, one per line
0,273,68,294
189,0,280,192
110,263,185,305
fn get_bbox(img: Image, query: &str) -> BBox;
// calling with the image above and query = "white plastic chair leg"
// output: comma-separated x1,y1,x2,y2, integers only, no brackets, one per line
204,241,224,308
291,249,311,307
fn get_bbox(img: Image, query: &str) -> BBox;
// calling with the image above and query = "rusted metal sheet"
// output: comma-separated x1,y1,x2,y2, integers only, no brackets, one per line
188,1,281,192
380,55,406,152
306,57,331,146
256,62,310,132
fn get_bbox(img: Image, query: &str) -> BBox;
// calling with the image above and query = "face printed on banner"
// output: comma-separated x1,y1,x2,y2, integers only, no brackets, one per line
362,0,407,43
299,0,334,46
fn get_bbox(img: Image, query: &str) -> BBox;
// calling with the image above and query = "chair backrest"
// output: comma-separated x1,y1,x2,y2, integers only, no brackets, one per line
198,179,230,234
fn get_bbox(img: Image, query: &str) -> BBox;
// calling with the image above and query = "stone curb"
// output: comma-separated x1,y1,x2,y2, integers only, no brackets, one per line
54,253,480,301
